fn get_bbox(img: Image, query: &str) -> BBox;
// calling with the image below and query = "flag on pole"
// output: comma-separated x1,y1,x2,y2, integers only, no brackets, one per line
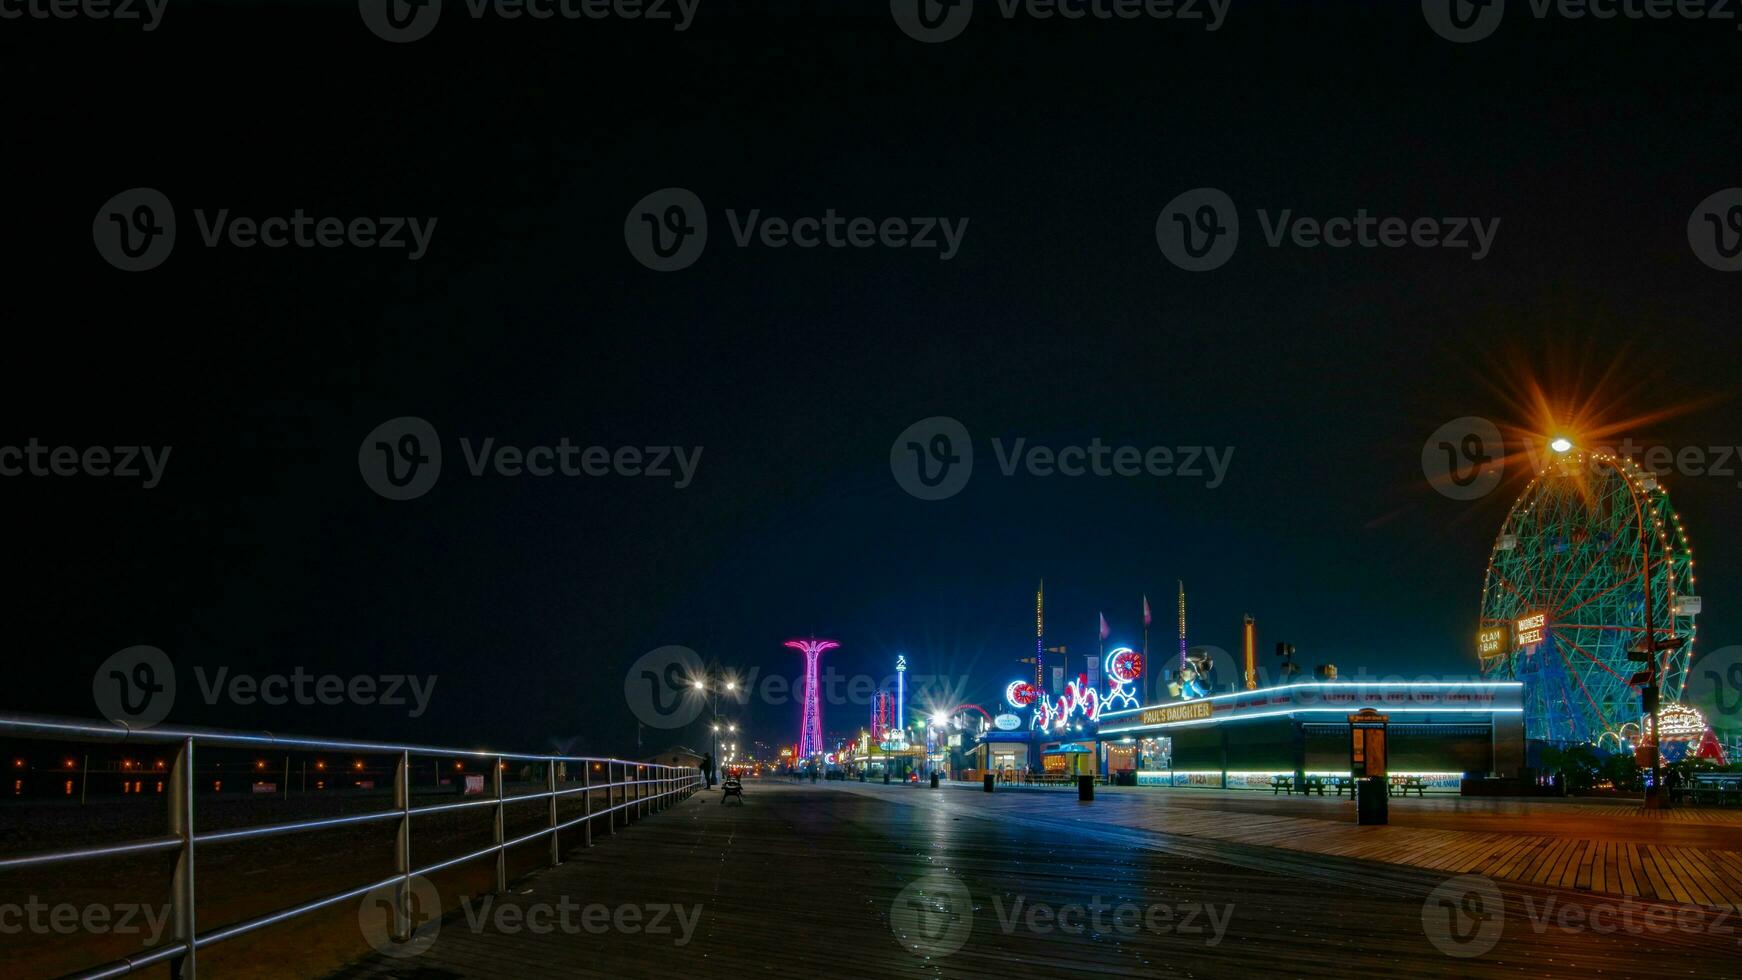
1142,595,1152,627
1099,612,1110,640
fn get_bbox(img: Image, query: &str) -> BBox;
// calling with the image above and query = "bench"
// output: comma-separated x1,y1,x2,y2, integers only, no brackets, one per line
1271,776,1294,796
1301,776,1326,797
1390,776,1426,798
1332,776,1357,798
1682,777,1742,806
721,778,744,805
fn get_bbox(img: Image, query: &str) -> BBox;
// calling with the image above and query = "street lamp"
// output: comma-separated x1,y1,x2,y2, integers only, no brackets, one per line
691,672,740,787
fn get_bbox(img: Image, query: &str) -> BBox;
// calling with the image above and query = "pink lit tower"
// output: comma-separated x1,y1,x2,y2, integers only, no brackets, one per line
785,636,839,759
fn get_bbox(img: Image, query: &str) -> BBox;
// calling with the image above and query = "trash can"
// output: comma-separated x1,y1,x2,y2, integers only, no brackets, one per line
1078,775,1095,801
1355,777,1388,825
883,770,890,784
930,772,939,789
983,773,995,793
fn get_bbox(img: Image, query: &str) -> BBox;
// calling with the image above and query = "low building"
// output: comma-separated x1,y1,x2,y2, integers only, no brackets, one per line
1096,680,1526,792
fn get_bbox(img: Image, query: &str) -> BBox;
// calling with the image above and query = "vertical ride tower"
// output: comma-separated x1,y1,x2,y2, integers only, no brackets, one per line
785,637,839,759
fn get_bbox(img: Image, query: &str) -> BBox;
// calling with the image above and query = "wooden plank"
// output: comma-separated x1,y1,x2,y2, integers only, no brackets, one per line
322,782,1742,980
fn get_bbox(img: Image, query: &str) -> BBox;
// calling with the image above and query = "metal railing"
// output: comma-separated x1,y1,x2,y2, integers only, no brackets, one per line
0,712,702,980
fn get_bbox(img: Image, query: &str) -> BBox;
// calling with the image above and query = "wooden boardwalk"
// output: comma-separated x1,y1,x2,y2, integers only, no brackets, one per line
937,782,1742,910
331,781,1739,979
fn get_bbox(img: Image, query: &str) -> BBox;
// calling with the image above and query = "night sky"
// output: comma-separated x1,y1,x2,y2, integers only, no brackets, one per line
5,2,1740,757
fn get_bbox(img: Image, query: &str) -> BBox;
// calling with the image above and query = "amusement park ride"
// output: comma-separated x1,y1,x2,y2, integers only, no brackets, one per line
1476,439,1714,760
986,436,1723,785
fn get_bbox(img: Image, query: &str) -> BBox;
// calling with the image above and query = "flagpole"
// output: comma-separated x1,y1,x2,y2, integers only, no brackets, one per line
1177,580,1188,671
1142,595,1151,703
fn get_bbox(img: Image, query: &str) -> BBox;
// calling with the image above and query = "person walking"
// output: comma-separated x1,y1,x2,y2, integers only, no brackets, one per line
701,752,715,789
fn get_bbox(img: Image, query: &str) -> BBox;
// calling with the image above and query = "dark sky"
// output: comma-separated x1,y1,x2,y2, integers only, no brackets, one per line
5,2,1739,757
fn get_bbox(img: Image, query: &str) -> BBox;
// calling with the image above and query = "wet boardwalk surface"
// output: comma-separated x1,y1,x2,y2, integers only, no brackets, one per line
935,782,1742,909
331,781,1738,979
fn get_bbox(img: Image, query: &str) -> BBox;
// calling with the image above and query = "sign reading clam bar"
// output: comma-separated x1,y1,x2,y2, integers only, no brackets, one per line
1138,701,1214,726
1515,612,1546,647
1477,626,1507,658
1103,681,1524,732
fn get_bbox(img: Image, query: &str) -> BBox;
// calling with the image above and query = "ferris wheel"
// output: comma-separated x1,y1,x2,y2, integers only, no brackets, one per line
1478,448,1701,746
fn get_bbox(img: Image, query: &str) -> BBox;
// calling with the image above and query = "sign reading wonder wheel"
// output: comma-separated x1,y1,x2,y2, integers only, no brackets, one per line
1515,612,1546,647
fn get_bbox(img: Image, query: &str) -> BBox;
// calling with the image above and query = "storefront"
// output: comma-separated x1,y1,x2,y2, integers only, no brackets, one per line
1097,681,1525,792
971,730,1036,776
1041,740,1097,776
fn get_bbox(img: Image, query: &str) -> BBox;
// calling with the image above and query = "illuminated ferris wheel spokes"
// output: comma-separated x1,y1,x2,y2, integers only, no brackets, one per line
1478,451,1699,745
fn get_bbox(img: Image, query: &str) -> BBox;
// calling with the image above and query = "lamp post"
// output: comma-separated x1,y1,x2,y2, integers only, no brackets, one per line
693,675,738,787
1553,437,1667,809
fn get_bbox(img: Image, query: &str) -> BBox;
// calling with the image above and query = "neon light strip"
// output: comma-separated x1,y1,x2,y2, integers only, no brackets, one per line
1099,706,1523,734
1098,681,1525,718
1135,770,1466,779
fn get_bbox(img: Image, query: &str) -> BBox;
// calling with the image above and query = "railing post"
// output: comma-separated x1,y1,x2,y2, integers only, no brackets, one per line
547,759,560,866
493,756,507,892
169,737,196,980
606,762,618,835
582,762,593,847
620,762,631,827
393,750,411,942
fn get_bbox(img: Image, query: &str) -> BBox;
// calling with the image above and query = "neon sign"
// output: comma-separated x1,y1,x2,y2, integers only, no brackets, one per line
1033,675,1101,730
1104,646,1144,710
